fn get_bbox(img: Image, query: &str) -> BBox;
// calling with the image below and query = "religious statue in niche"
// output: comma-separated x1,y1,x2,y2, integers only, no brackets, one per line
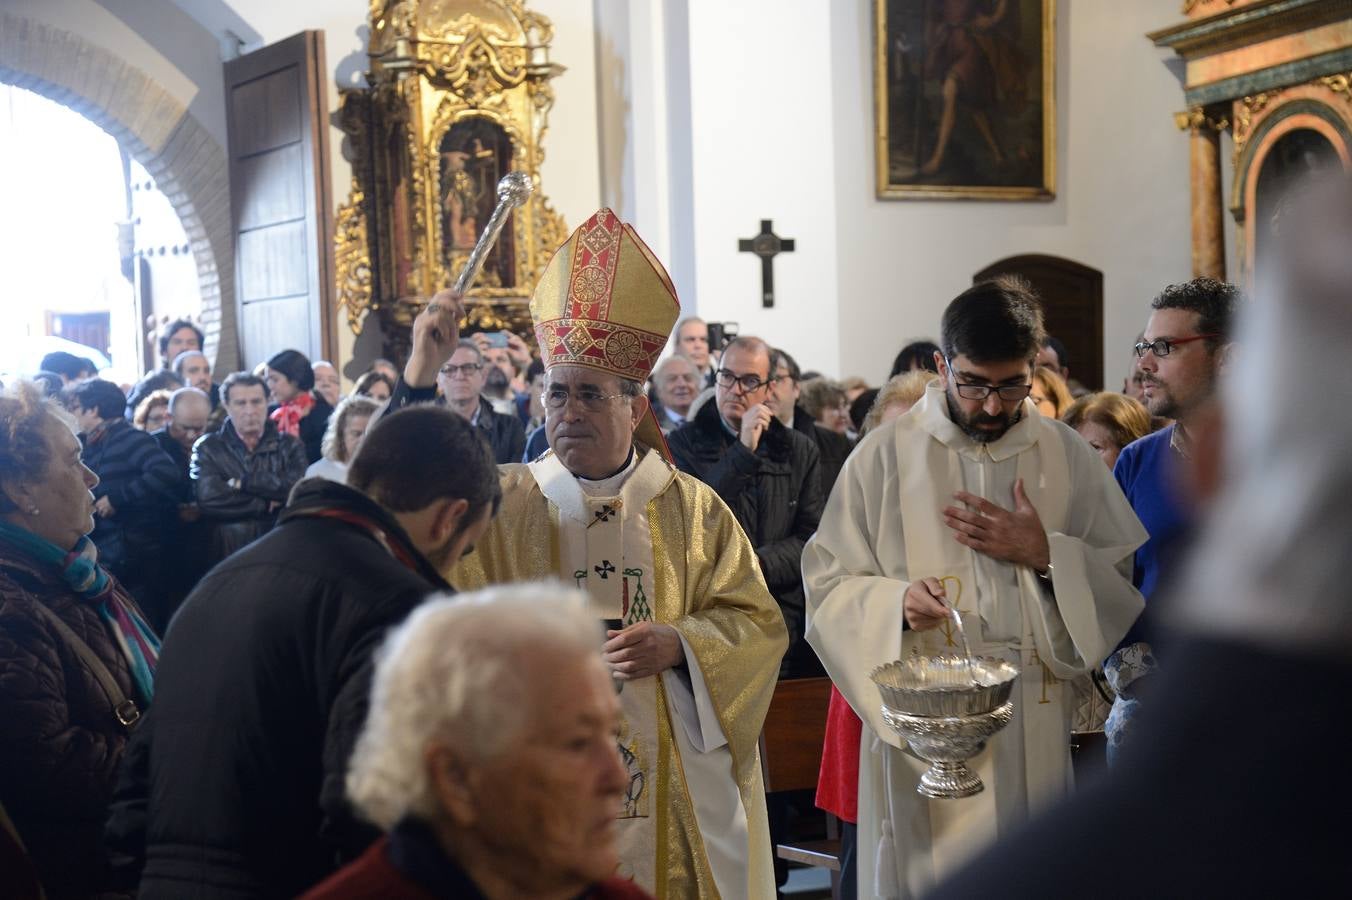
438,117,517,288
875,0,1055,200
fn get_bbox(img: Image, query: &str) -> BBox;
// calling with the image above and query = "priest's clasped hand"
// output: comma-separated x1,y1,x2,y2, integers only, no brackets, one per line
604,622,684,681
943,478,1051,573
904,577,952,632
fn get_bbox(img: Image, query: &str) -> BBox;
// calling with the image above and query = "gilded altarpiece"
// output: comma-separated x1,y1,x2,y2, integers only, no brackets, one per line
336,0,568,359
1151,0,1352,286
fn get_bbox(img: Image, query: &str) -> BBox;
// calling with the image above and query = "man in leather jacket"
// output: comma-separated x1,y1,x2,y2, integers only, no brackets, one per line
191,372,307,565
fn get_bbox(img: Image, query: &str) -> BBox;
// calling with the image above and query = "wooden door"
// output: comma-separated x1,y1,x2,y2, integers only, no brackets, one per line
974,255,1105,391
225,31,334,369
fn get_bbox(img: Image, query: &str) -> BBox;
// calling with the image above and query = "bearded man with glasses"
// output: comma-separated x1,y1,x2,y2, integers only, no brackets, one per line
1103,276,1241,764
449,209,787,900
804,276,1147,898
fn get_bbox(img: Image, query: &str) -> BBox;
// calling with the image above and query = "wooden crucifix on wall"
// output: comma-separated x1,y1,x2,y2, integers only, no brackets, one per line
738,219,795,308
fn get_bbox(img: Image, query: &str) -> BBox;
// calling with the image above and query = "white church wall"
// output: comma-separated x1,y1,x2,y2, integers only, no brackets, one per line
684,0,845,378
826,0,1193,387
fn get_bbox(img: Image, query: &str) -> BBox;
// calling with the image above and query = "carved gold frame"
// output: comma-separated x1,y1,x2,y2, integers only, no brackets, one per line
874,0,1057,201
335,0,568,348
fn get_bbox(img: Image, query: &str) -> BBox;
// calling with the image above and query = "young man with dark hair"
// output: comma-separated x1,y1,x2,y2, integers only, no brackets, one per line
1103,276,1240,761
65,379,179,606
157,319,203,369
766,347,853,498
119,305,502,898
804,277,1146,896
39,351,93,385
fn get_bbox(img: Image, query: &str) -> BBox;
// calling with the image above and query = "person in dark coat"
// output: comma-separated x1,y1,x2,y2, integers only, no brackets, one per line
765,348,854,499
149,388,213,630
667,336,824,678
435,340,526,464
117,302,500,899
66,379,179,603
191,373,308,565
265,349,334,464
0,380,159,899
301,587,652,900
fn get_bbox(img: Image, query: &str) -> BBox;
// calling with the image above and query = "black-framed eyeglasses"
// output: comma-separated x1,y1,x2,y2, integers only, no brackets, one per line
1133,333,1219,358
440,363,483,377
945,358,1032,402
542,388,629,413
715,368,773,393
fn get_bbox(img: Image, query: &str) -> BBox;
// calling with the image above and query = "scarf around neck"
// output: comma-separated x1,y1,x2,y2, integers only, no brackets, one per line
0,520,160,705
270,390,315,438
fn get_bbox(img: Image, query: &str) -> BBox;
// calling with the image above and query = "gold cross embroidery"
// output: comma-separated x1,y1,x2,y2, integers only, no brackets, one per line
1030,648,1058,704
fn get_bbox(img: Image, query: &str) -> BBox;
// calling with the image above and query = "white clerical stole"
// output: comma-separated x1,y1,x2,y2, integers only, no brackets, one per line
528,448,748,897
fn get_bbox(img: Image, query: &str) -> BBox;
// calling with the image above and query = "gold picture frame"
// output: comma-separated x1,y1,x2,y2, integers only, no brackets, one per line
875,0,1056,201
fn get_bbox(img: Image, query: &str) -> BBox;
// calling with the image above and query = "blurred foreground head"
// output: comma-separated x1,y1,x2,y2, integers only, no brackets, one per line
1176,173,1352,659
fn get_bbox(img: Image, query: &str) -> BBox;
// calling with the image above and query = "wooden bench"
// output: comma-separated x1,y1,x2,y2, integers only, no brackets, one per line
759,676,842,897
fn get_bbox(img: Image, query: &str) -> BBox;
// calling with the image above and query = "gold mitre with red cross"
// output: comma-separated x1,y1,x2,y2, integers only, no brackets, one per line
531,208,679,382
531,208,680,457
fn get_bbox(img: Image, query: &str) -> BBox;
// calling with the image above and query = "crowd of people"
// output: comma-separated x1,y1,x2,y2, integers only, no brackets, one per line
0,177,1343,899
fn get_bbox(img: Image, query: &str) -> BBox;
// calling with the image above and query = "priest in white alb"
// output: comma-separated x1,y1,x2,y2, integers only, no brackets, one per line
452,208,787,899
803,277,1147,899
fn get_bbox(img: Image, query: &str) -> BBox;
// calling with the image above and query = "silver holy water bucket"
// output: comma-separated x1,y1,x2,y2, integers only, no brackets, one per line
870,654,1020,799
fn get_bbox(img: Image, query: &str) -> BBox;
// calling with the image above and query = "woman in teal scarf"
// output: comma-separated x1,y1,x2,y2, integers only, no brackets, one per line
0,380,160,899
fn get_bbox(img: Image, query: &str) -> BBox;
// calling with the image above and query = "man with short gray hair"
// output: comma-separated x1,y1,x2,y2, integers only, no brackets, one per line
437,339,525,464
304,585,651,899
649,353,702,432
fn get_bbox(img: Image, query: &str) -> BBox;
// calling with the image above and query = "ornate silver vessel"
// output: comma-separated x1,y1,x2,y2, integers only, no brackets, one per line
871,655,1020,799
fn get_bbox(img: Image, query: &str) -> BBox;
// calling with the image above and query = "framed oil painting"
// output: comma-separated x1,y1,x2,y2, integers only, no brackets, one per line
875,0,1056,200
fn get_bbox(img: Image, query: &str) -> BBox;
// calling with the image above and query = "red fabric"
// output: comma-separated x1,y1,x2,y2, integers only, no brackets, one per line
270,390,315,438
815,685,862,824
300,837,656,900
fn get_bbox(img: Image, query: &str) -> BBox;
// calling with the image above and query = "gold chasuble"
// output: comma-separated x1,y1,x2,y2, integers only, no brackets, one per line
453,209,786,898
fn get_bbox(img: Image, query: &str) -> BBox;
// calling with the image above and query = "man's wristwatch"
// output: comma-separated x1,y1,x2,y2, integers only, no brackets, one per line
1035,563,1054,584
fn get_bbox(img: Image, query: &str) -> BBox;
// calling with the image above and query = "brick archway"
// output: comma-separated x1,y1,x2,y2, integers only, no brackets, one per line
0,11,239,370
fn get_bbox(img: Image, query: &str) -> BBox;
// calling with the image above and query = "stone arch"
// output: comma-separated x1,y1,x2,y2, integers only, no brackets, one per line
0,11,239,370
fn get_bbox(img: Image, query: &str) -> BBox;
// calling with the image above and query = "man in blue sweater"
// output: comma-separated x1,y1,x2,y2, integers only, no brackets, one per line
1106,276,1239,760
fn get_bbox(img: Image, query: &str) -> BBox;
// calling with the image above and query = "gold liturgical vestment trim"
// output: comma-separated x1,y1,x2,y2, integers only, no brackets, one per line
451,450,786,898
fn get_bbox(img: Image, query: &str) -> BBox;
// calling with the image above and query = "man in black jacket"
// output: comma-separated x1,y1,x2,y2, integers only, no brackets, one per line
436,339,526,464
766,347,854,500
667,336,824,678
150,388,213,628
67,378,178,599
123,300,502,899
191,372,308,565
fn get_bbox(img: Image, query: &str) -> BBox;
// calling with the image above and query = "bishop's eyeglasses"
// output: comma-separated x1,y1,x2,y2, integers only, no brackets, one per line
542,387,629,412
1133,334,1219,358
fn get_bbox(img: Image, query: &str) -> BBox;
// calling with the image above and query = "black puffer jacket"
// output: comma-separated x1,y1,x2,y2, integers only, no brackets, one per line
668,400,824,676
190,420,308,564
80,419,179,587
790,405,855,502
0,541,139,899
120,479,453,899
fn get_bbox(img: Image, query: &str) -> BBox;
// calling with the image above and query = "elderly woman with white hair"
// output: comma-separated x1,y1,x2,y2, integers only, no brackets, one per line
303,584,653,900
